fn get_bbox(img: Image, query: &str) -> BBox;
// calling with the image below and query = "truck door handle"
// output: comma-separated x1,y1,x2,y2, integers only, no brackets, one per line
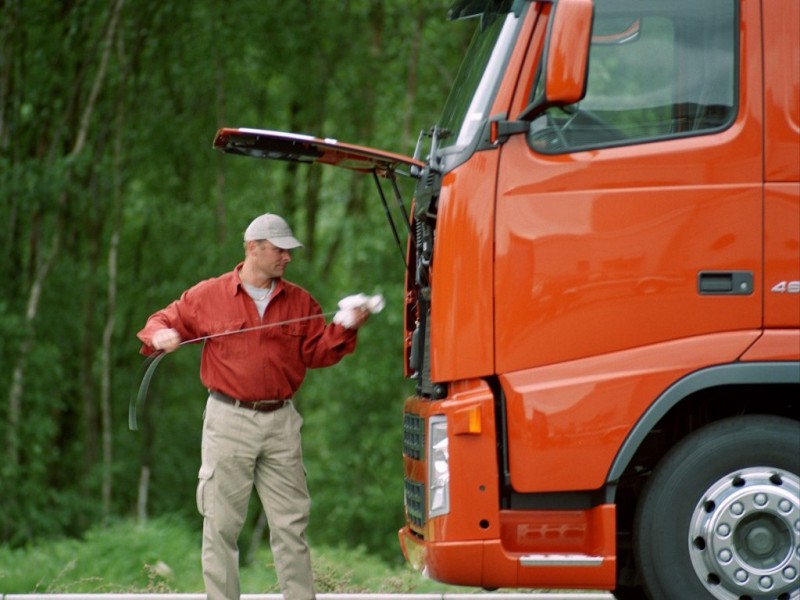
698,271,753,295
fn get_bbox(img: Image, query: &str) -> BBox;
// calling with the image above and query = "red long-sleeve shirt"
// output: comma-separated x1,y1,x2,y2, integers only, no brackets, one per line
137,264,357,401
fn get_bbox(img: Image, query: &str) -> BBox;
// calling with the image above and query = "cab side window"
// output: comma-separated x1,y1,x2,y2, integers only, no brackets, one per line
529,0,737,154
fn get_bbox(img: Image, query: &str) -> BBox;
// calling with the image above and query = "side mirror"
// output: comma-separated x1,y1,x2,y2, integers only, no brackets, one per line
545,0,593,105
488,0,594,144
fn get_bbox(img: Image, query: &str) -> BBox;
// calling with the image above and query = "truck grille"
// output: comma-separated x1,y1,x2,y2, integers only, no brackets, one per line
404,477,425,528
403,413,425,460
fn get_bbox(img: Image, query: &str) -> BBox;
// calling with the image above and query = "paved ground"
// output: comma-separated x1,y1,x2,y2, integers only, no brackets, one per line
1,594,616,600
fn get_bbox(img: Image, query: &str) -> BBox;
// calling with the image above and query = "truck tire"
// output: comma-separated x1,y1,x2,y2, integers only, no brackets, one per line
633,415,799,600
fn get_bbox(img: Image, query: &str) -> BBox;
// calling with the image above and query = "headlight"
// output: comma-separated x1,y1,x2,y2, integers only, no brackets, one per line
428,416,450,517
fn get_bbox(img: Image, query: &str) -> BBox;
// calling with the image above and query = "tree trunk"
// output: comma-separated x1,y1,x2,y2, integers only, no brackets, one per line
101,226,118,517
6,218,61,466
213,0,228,246
402,10,423,151
137,465,151,524
101,169,122,517
99,7,130,520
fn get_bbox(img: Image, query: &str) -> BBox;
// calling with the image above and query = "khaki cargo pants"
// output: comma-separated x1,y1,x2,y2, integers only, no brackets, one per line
197,395,315,600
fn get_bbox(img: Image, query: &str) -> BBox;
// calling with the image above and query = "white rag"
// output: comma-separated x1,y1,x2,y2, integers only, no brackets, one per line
333,293,385,329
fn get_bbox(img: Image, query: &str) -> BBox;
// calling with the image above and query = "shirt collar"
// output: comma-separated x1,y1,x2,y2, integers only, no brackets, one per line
230,263,284,297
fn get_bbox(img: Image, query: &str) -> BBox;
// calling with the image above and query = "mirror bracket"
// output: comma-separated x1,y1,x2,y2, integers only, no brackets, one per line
489,115,530,144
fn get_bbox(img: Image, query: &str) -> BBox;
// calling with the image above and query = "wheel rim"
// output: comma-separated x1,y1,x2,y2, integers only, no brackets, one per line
689,467,800,600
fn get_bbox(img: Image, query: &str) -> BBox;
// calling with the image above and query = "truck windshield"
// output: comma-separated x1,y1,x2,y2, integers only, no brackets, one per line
437,0,521,152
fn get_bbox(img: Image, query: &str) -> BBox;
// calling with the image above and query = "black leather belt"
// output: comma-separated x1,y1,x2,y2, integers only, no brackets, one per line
210,390,287,413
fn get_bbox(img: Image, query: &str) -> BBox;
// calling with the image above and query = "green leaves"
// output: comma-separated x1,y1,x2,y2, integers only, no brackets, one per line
0,0,463,561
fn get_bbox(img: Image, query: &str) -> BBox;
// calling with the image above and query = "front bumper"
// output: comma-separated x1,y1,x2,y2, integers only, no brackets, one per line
399,506,618,590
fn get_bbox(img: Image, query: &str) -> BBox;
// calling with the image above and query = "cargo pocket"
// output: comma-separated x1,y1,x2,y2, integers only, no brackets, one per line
196,465,215,518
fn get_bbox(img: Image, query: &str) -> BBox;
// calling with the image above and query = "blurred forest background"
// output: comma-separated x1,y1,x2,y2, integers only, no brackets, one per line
0,0,473,566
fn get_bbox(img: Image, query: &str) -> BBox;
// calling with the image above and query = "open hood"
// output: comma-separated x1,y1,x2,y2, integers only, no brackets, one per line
213,126,431,269
212,127,424,178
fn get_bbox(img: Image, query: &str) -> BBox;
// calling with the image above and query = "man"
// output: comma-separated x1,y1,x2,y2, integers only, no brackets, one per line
137,213,371,600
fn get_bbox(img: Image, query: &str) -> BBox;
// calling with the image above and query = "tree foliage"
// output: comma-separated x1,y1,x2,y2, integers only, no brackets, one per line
0,0,472,561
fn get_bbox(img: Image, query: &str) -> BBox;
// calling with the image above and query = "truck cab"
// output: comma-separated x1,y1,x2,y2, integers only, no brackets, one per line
398,1,799,599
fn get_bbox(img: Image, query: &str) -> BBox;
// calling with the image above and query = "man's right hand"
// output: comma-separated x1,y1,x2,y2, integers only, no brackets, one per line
151,328,181,353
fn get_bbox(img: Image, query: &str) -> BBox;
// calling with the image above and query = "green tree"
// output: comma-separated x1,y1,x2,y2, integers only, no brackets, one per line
0,0,471,562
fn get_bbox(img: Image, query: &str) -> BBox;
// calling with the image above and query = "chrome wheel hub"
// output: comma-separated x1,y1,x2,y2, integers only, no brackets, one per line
689,467,800,600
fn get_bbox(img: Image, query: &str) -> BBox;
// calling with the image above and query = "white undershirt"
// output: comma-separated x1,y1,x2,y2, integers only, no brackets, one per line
243,280,275,318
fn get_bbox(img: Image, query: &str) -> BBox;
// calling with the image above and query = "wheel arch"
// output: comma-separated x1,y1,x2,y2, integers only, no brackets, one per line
608,361,800,485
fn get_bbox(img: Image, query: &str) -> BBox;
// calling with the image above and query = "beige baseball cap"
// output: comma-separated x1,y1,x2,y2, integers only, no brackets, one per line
243,213,303,249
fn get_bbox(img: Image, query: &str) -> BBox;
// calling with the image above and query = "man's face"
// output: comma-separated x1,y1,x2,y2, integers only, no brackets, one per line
253,240,292,279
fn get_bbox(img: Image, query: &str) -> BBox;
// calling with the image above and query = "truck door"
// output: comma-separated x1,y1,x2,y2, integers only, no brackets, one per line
494,0,761,375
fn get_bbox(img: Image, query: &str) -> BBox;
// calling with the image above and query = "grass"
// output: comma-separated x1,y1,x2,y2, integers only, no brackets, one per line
0,516,475,594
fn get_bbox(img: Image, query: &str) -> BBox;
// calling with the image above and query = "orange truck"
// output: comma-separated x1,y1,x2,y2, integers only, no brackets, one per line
213,0,799,598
